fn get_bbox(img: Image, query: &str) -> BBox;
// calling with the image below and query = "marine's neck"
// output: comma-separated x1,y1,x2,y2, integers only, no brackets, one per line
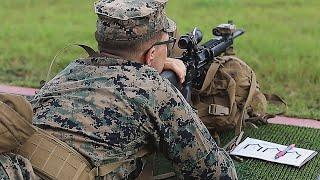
100,51,145,64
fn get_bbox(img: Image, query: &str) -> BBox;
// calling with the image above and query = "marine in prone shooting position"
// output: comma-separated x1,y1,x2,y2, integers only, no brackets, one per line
0,0,237,179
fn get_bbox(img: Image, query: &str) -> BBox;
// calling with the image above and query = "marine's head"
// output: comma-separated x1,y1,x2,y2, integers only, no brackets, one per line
94,0,176,72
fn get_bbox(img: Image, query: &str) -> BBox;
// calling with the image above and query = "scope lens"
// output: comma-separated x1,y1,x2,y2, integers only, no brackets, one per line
178,36,190,49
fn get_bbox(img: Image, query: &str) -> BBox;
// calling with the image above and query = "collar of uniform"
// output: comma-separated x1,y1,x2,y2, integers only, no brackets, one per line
76,56,145,68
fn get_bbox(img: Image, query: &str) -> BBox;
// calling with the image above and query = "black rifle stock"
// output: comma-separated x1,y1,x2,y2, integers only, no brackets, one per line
161,22,245,103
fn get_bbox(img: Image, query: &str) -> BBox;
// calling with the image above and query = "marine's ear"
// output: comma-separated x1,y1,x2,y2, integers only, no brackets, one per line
144,46,156,66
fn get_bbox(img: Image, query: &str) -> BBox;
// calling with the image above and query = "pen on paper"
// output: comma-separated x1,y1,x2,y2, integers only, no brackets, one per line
275,144,295,159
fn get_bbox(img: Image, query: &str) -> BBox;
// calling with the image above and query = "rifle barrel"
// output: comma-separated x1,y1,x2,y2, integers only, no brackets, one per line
233,29,245,39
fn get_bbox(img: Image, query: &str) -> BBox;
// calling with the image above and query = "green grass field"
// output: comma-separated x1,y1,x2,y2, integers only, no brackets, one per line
0,0,319,119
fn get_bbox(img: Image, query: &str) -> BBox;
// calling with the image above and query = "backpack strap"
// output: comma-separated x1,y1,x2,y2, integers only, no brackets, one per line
88,148,150,179
200,61,222,93
154,172,176,180
235,70,257,135
218,68,236,110
198,60,233,117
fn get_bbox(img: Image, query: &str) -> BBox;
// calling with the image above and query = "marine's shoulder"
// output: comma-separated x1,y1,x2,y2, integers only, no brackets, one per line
41,55,168,93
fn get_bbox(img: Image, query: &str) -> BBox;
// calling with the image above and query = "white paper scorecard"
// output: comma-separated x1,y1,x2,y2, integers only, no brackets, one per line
230,137,318,167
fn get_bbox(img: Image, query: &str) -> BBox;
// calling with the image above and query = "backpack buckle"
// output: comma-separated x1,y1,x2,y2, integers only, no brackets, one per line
208,104,229,116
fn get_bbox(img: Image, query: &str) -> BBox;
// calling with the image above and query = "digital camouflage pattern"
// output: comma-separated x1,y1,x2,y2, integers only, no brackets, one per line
0,153,37,180
31,56,237,179
95,0,176,41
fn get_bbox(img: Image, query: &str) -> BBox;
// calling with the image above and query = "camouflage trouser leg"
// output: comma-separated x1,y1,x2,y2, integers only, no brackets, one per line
0,153,37,180
219,149,238,180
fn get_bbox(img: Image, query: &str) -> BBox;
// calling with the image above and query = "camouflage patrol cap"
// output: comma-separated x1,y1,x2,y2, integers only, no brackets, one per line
94,0,176,41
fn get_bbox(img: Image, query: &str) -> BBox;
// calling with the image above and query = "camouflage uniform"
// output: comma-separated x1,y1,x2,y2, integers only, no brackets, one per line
0,0,237,179
31,55,237,179
0,153,37,180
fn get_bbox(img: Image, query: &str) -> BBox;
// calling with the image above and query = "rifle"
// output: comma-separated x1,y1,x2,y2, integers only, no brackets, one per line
161,21,245,103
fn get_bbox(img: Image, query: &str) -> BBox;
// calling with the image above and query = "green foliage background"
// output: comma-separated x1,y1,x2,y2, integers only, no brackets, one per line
0,0,319,119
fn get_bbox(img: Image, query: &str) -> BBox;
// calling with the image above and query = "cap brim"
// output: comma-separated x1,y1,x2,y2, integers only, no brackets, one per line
164,17,176,33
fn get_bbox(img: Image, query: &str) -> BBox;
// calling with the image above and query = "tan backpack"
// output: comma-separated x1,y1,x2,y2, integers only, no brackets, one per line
191,56,286,140
0,93,37,153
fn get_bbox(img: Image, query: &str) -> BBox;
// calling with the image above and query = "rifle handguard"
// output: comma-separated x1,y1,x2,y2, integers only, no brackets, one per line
160,70,180,90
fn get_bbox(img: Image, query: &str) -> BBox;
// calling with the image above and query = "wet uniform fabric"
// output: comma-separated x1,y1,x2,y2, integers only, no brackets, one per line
31,56,237,179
